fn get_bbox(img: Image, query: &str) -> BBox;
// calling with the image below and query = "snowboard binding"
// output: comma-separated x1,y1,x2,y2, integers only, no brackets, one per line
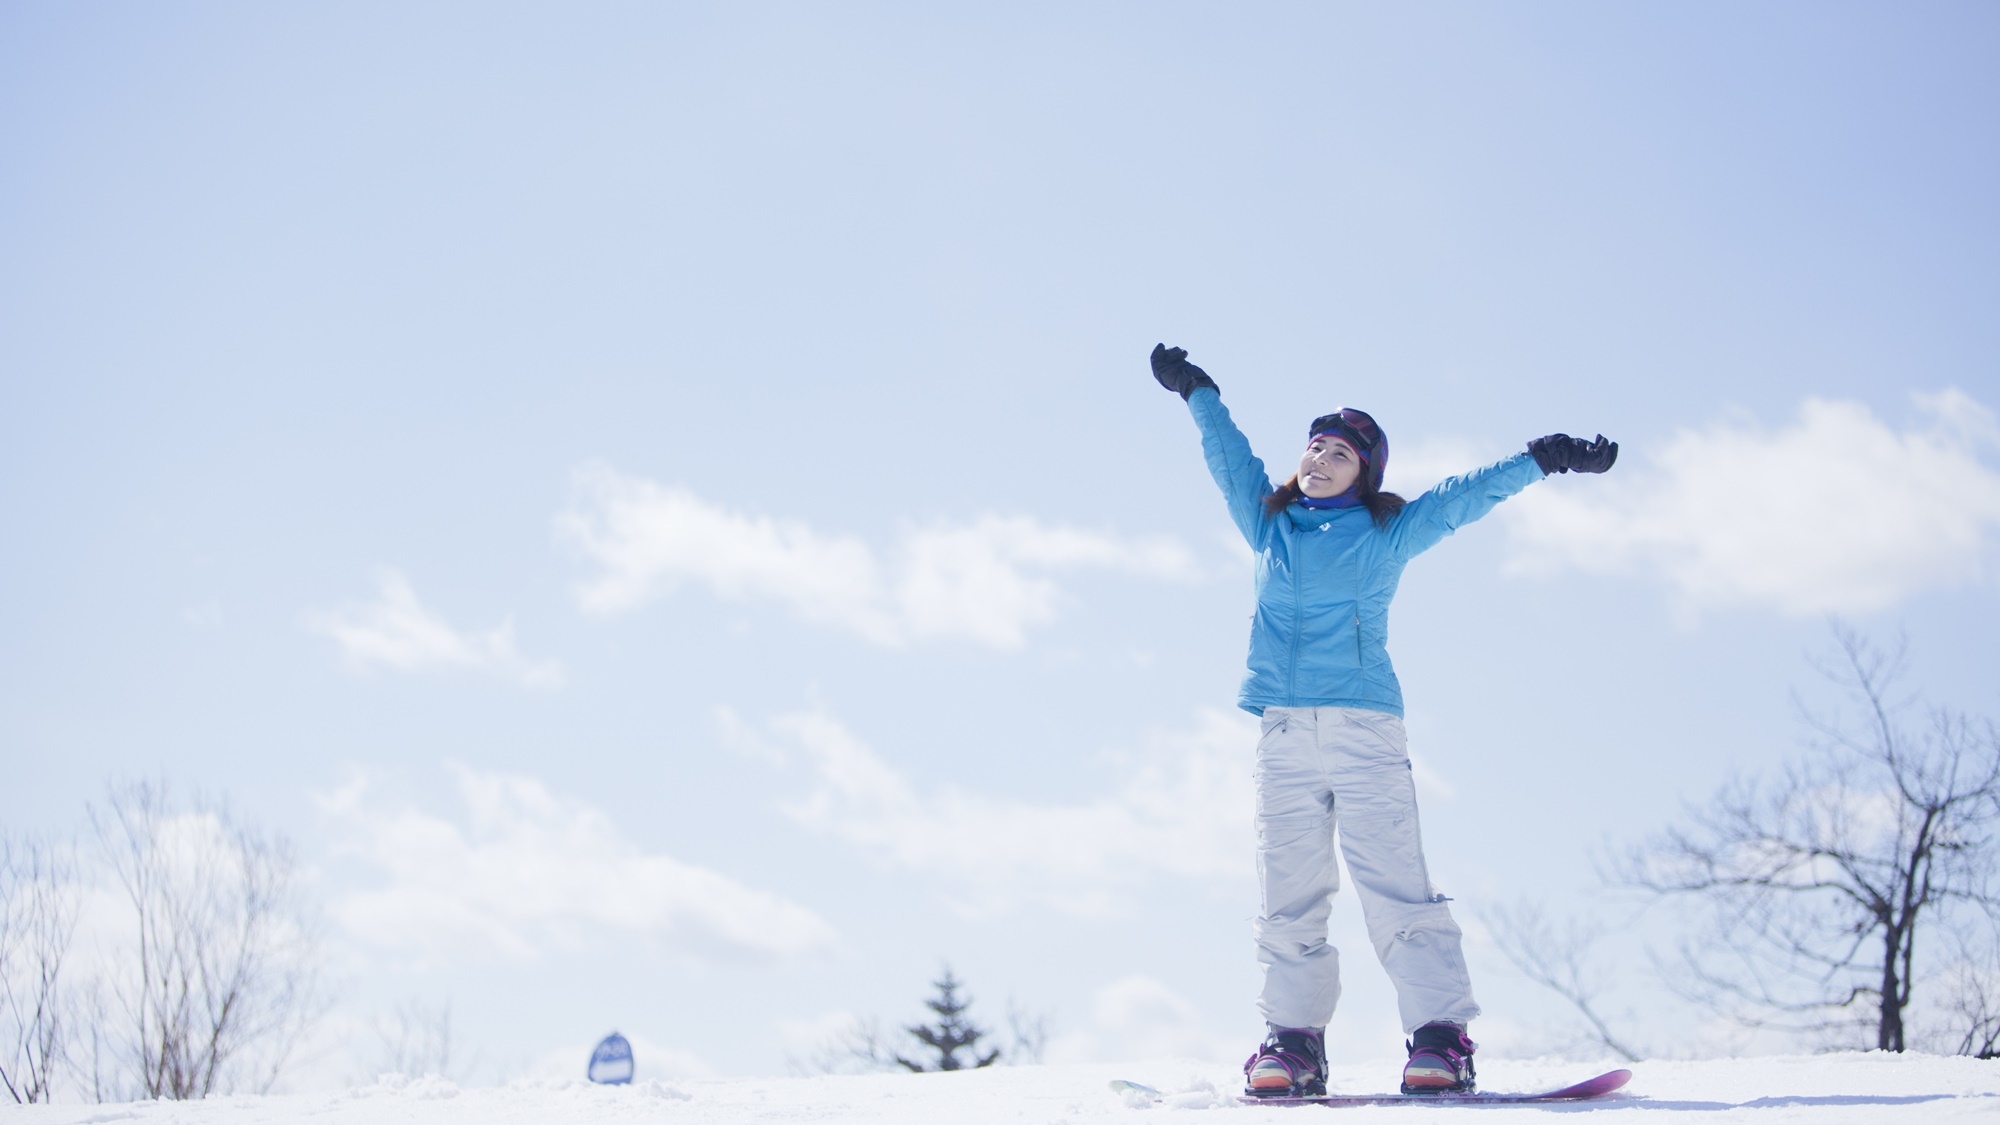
1244,1026,1328,1098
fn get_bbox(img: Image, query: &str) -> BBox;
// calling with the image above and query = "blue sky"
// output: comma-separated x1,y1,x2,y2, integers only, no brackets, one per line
4,1,1999,1084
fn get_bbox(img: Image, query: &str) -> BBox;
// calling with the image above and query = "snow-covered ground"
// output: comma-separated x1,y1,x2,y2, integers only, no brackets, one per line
7,1054,1996,1124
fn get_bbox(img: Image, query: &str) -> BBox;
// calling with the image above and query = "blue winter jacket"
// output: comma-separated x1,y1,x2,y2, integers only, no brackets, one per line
1188,386,1545,717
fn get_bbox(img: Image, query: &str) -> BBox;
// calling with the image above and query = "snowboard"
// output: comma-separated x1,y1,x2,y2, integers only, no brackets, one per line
1111,1068,1632,1107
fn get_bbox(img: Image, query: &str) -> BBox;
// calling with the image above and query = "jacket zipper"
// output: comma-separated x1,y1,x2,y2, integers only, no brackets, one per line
1288,532,1304,703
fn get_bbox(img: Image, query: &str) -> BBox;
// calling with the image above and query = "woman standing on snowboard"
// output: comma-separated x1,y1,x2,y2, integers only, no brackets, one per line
1148,344,1616,1098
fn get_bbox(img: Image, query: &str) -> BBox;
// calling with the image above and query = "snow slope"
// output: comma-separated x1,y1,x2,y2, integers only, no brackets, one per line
7,1054,1995,1123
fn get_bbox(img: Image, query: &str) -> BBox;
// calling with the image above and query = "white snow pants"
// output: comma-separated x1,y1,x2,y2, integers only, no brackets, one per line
1253,706,1480,1034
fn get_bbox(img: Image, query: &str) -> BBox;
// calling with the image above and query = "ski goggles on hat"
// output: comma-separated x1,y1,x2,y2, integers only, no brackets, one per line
1308,408,1383,461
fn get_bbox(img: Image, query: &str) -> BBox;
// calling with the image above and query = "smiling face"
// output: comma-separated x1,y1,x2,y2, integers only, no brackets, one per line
1297,434,1363,498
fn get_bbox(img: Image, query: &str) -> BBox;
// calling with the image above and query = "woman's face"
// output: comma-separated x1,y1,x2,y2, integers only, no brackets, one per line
1298,434,1363,498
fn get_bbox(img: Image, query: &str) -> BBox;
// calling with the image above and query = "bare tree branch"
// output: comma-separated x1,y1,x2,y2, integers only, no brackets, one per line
89,779,329,1099
787,1015,900,1076
0,835,80,1103
1003,997,1051,1066
1622,624,2000,1053
368,996,474,1081
1931,912,2000,1058
1486,901,1643,1062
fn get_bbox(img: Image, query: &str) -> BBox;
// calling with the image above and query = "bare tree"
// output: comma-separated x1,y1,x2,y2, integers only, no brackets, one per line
788,1014,899,1076
369,996,474,1080
1932,914,2000,1059
0,836,80,1103
71,980,117,1104
1624,625,2000,1052
1003,997,1051,1066
90,779,327,1098
1486,900,1643,1061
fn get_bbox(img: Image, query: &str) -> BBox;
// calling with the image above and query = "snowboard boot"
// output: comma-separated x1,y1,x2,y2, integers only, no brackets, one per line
1401,1021,1476,1094
1243,1026,1327,1098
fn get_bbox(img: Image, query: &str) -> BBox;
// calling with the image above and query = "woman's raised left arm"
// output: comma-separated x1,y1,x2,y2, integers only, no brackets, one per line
1387,432,1618,559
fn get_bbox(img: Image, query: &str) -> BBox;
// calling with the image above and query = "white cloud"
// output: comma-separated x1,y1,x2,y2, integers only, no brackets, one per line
1045,976,1237,1064
1383,436,1494,497
306,569,563,689
554,462,1200,649
723,705,1256,916
1504,389,2000,615
775,1011,865,1058
318,765,837,964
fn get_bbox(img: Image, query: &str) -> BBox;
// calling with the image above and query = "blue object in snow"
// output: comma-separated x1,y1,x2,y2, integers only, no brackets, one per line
588,1031,634,1084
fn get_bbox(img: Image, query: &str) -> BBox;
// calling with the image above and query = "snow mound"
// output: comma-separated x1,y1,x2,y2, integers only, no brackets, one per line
7,1054,1996,1123
351,1073,462,1099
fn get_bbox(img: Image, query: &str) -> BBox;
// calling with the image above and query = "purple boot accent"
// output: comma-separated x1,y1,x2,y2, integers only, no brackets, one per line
1244,1026,1327,1097
1401,1021,1476,1094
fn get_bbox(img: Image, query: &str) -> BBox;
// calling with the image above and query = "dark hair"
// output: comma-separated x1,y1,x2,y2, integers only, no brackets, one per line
1263,471,1407,528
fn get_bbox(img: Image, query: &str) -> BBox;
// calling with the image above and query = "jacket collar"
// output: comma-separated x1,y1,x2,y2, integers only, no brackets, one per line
1285,502,1368,530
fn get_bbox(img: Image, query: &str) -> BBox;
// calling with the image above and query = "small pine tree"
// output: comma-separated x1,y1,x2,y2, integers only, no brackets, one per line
893,967,1000,1072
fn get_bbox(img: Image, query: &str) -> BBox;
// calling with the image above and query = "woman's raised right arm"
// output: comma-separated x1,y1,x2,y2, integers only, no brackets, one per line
1188,386,1276,546
1153,343,1273,544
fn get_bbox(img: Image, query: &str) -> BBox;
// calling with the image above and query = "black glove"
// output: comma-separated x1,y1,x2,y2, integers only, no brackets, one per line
1528,433,1618,475
1150,343,1217,400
